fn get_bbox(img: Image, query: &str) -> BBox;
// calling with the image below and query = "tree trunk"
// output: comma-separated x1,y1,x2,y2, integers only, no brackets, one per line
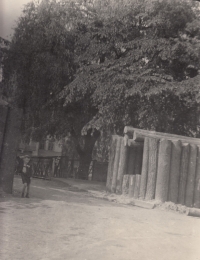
0,107,22,193
0,104,9,190
72,130,100,180
77,154,92,180
145,138,159,200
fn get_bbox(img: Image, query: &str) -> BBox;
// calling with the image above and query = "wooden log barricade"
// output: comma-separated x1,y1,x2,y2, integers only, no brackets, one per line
155,139,172,202
185,144,197,207
139,137,149,200
168,140,182,204
106,135,118,192
145,138,159,200
133,145,143,199
128,175,136,198
194,146,200,208
106,126,200,209
178,144,190,205
116,136,129,194
134,174,141,199
122,174,129,195
124,126,200,146
111,136,122,193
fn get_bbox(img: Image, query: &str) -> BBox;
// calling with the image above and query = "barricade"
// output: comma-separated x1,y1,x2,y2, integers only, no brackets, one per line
106,127,200,209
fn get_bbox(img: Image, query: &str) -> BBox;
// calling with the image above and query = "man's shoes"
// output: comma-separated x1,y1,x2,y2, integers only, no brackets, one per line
25,194,29,198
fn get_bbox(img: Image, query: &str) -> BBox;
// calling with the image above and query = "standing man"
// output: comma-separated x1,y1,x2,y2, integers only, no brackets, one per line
19,155,32,198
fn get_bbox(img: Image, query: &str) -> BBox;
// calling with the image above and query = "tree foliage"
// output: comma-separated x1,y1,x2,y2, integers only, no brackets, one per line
60,0,200,138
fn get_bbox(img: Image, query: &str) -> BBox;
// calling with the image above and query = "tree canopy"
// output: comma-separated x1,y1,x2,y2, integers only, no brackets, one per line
59,0,200,137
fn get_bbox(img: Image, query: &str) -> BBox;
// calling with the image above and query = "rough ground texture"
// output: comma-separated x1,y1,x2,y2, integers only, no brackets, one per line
0,176,200,260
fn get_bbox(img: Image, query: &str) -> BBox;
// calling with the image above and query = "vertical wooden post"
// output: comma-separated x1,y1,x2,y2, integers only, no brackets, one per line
129,175,136,198
116,135,129,194
194,146,200,208
134,175,141,199
111,136,122,193
122,174,130,195
133,144,143,198
139,137,149,200
155,139,172,202
185,144,197,207
168,140,182,203
106,135,117,191
145,138,159,200
178,144,190,205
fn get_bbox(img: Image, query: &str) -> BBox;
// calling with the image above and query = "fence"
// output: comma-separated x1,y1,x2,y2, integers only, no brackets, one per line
107,127,200,209
15,156,108,182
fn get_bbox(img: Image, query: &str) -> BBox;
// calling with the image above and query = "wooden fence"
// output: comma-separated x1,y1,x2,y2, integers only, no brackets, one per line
16,157,108,182
106,127,200,209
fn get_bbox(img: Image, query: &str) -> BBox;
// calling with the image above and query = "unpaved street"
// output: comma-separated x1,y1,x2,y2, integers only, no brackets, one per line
0,176,200,260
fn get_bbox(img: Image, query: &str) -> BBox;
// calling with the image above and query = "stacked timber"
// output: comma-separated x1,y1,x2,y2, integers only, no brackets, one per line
106,126,200,209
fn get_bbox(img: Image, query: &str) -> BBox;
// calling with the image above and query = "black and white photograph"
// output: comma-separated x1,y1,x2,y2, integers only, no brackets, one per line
0,0,200,259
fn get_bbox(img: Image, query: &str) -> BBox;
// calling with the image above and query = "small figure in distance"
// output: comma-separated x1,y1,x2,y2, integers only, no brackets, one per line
19,155,32,198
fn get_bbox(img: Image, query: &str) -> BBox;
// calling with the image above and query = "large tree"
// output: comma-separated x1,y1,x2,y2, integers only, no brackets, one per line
2,0,200,178
59,0,200,176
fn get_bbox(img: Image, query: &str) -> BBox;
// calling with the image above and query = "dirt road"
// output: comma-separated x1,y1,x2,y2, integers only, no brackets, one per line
0,176,200,260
